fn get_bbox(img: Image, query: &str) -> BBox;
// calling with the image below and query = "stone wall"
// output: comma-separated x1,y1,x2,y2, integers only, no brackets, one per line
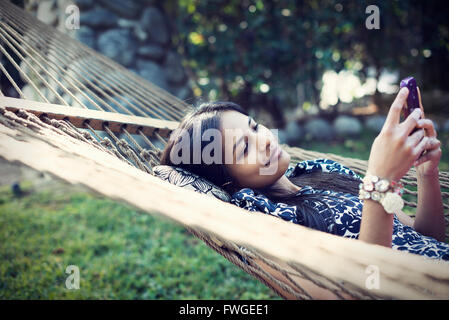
24,0,192,102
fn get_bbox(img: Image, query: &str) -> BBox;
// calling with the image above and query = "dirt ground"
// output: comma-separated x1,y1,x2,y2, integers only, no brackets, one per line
0,157,87,195
0,157,30,187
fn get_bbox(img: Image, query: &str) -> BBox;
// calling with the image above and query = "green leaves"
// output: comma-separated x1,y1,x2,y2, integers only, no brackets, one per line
165,0,449,119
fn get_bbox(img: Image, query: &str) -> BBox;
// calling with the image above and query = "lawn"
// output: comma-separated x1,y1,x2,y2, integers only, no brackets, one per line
1,129,448,299
0,182,279,299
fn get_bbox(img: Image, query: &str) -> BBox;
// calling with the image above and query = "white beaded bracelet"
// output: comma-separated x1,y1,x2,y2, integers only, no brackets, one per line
358,174,404,214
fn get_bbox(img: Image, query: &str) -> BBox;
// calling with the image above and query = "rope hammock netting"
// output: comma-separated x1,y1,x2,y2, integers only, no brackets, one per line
1,0,449,299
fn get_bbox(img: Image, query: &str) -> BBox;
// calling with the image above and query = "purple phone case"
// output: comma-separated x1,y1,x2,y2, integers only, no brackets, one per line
400,76,420,118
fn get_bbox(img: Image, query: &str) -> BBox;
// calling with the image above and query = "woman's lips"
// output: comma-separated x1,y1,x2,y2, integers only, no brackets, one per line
265,146,281,166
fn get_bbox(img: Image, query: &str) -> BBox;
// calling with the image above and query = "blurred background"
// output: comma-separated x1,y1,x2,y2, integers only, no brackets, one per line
2,0,449,146
1,0,449,299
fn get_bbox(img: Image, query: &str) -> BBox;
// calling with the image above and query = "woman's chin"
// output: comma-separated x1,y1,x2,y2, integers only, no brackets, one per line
280,149,290,166
269,149,290,177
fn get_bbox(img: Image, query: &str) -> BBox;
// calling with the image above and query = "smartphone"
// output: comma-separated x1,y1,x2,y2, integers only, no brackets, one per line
400,76,421,119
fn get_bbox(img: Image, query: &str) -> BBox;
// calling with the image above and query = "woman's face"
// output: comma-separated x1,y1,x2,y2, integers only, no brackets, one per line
220,110,291,189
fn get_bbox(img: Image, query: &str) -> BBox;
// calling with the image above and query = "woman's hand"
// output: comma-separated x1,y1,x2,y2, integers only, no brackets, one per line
360,87,429,247
367,87,428,181
413,117,445,241
414,119,442,177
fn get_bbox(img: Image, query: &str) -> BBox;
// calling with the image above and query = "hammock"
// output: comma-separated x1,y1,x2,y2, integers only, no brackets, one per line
1,1,449,300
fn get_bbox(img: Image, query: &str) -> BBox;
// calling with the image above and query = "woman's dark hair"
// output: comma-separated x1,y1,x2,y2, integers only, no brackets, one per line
160,101,361,234
160,101,245,192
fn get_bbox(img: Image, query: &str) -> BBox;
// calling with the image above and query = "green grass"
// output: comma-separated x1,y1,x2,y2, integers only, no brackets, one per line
0,183,279,299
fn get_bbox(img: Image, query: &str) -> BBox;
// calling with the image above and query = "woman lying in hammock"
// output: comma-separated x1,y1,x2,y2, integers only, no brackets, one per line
159,87,448,297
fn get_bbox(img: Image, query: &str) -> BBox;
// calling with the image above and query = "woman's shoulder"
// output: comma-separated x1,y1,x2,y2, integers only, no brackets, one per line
285,158,362,180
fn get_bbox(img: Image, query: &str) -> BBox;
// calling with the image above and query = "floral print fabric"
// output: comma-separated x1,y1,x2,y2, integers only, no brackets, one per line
231,158,449,261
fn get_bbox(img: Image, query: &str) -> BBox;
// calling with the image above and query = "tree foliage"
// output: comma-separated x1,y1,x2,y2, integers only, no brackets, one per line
163,0,449,125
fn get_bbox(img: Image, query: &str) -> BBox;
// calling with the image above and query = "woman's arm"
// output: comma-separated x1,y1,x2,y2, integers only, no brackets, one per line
411,118,445,241
359,199,394,247
359,87,428,247
414,171,445,241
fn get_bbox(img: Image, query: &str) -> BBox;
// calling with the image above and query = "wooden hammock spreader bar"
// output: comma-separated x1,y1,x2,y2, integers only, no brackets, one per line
1,106,448,300
0,96,178,138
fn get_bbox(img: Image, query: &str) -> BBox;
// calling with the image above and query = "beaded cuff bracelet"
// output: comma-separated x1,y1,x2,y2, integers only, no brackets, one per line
358,174,404,214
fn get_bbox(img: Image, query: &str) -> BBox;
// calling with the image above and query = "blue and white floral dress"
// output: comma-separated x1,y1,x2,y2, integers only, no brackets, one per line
231,158,449,261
